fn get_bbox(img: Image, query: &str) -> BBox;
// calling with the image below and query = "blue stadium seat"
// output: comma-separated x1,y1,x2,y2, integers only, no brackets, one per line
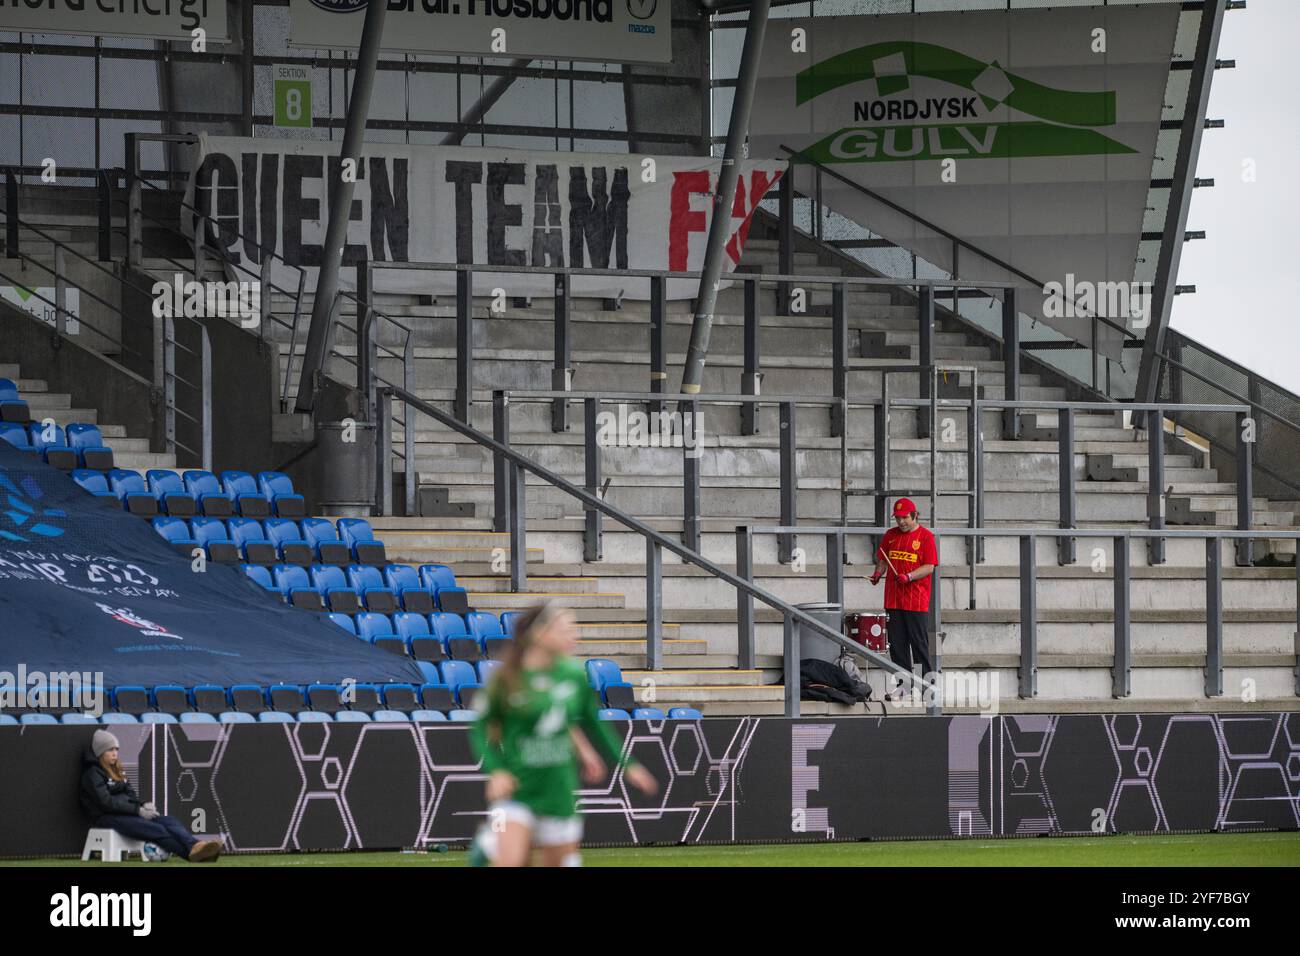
151,517,199,557
29,422,77,470
337,518,387,565
221,470,271,518
476,659,501,684
632,708,665,720
418,564,470,613
310,564,360,614
434,586,470,615
256,471,305,519
179,712,219,724
447,709,479,722
100,713,139,724
347,564,398,614
229,684,265,714
0,379,30,423
356,612,404,656
273,564,323,610
598,709,631,720
415,682,454,711
380,683,419,712
150,685,189,715
267,683,306,712
241,564,276,590
297,711,332,723
107,469,158,515
483,636,513,661
349,683,382,712
264,518,312,566
229,517,276,565
141,712,178,724
419,564,459,592
333,710,369,723
60,713,99,724
666,707,703,720
67,423,114,471
371,710,409,723
467,611,505,642
393,612,440,662
303,683,342,714
586,660,635,711
257,711,295,723
438,660,481,706
0,714,18,726
433,612,481,663
585,659,624,691
302,517,350,565
410,710,448,723
72,469,118,498
500,611,522,635
383,564,435,615
182,470,234,517
20,713,59,725
0,421,33,449
190,517,239,563
326,612,356,634
111,685,150,715
189,684,229,714
142,469,196,517
219,712,256,724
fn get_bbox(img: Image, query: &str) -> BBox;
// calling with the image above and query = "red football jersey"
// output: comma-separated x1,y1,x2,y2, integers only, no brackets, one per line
876,525,939,612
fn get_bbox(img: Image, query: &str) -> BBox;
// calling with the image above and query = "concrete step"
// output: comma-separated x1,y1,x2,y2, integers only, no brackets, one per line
622,668,773,687
465,590,625,609
457,575,601,594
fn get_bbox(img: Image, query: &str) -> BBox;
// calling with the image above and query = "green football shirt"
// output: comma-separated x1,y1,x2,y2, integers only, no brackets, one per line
470,656,633,819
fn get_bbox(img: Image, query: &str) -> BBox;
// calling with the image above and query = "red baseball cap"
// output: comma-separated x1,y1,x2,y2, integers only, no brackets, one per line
893,497,918,517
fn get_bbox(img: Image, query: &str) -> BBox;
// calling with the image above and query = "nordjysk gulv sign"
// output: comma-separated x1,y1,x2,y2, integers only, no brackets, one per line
749,5,1183,360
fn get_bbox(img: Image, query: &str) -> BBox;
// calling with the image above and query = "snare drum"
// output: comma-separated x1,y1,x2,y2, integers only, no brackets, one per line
844,611,889,653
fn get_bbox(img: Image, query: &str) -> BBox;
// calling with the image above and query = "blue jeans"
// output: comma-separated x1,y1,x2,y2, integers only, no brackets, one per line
96,813,199,860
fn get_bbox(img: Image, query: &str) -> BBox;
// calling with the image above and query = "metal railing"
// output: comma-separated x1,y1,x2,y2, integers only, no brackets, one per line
745,523,1300,713
775,144,1145,400
376,381,922,710
2,169,212,468
1159,329,1300,504
119,133,313,410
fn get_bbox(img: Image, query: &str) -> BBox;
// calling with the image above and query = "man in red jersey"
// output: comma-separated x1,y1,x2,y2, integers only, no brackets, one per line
868,498,938,699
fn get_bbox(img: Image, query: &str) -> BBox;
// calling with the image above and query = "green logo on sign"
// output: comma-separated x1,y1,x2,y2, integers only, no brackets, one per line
795,40,1135,164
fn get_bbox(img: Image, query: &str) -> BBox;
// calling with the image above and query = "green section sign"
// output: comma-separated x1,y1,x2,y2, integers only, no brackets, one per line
273,65,312,129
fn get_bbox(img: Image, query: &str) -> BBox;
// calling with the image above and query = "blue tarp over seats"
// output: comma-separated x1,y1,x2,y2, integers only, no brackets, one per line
0,442,424,687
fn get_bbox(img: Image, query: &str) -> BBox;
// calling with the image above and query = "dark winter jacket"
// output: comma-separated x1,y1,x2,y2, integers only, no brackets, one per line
78,744,142,820
800,658,873,705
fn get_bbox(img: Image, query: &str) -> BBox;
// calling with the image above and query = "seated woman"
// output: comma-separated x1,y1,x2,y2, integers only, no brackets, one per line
80,729,223,863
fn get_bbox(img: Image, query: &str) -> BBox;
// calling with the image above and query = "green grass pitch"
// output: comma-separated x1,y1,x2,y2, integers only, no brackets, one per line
4,832,1297,867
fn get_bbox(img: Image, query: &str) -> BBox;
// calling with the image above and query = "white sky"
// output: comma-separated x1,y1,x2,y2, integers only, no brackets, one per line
1171,0,1300,393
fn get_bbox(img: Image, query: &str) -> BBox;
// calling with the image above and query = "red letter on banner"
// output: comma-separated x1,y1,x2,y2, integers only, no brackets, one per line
669,170,711,272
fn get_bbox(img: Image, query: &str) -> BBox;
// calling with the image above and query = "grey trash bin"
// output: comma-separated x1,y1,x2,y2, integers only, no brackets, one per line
316,420,376,518
795,601,844,663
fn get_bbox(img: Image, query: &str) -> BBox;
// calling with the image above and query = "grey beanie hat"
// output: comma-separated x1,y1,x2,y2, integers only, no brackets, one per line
92,729,120,759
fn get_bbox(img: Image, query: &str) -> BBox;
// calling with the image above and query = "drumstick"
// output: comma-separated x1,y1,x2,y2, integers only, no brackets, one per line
880,550,907,582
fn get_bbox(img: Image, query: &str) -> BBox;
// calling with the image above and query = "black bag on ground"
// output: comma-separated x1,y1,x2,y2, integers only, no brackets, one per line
799,658,872,704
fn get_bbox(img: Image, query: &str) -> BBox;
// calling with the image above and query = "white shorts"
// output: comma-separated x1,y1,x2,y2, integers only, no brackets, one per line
489,800,583,847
